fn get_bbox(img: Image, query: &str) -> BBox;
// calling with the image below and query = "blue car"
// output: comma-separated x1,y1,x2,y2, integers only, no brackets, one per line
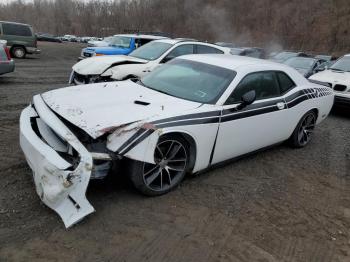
78,34,167,60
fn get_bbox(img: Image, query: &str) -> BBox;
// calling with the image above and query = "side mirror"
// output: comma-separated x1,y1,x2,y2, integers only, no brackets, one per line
237,90,256,110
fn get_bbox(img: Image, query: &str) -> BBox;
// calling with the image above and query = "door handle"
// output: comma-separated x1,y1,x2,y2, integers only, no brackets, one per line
276,102,285,110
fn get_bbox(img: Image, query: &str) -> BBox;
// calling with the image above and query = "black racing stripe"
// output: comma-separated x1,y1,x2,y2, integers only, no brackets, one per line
118,90,318,156
285,90,305,102
209,125,221,165
156,116,220,128
120,129,155,155
287,94,309,108
221,105,279,122
117,128,146,154
152,111,221,125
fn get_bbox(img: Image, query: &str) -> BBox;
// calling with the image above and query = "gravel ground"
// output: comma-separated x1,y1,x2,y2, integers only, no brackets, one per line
0,42,349,262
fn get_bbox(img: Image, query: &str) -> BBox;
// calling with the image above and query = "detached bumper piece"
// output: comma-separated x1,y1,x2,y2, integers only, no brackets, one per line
20,95,94,228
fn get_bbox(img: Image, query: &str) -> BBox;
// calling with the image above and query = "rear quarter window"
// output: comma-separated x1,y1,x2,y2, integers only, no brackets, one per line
2,23,32,37
276,72,296,94
196,45,224,54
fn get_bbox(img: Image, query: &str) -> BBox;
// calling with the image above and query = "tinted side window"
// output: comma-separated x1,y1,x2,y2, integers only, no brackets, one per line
276,72,296,94
167,44,194,58
2,23,32,37
226,72,280,104
196,45,224,54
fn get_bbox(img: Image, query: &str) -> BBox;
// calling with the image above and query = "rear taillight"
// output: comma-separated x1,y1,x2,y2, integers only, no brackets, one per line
5,47,11,60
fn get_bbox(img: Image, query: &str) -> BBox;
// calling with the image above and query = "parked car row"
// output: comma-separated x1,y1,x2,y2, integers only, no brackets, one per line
78,34,168,60
71,38,231,84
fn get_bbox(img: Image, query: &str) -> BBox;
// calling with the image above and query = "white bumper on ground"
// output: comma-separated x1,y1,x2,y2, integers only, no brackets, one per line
19,95,95,228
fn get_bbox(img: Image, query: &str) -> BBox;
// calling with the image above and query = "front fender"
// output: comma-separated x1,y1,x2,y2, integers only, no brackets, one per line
110,64,148,80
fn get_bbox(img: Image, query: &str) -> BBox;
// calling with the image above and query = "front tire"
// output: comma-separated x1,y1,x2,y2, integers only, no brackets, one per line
129,135,190,196
11,46,26,58
289,110,317,148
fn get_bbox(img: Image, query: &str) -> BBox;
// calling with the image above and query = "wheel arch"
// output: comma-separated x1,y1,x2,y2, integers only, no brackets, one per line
10,44,27,52
310,108,319,121
158,131,197,173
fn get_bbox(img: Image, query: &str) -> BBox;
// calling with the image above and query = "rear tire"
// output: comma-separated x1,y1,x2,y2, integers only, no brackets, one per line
129,135,190,196
289,110,317,148
11,46,26,59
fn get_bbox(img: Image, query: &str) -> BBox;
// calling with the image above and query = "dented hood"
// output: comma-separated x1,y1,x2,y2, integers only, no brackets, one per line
41,81,200,139
72,55,148,75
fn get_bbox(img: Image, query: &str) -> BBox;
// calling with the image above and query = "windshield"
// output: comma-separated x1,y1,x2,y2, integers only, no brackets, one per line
330,56,350,72
141,59,236,104
284,57,315,69
129,41,172,61
108,36,131,48
273,52,296,61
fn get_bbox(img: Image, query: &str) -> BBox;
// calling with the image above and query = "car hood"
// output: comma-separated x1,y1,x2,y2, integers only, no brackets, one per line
73,55,148,75
309,69,350,85
41,81,200,139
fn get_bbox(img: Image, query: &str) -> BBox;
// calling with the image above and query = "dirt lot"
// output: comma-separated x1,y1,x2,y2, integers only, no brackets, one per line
0,42,349,262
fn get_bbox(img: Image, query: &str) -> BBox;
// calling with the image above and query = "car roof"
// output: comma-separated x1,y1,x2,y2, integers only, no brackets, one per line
179,54,285,71
115,34,167,40
0,21,31,27
153,38,228,48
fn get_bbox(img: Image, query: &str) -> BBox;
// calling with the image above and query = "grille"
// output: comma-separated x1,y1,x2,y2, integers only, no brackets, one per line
74,72,88,84
334,84,347,92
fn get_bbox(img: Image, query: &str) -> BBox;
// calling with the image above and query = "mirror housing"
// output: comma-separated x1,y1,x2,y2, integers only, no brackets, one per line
236,90,256,110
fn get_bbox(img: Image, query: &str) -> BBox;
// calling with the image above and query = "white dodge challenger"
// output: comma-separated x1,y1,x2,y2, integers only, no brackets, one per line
20,55,334,227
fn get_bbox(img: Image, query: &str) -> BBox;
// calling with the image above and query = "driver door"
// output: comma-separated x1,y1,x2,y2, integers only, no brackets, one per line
211,71,291,164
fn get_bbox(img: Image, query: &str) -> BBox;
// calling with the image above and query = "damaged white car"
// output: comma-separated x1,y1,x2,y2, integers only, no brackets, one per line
309,54,350,107
20,55,334,228
69,39,231,85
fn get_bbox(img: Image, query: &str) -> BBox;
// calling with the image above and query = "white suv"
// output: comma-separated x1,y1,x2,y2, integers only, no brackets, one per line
69,39,231,85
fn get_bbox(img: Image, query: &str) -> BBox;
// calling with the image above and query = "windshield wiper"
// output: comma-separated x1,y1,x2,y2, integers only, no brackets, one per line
137,79,148,87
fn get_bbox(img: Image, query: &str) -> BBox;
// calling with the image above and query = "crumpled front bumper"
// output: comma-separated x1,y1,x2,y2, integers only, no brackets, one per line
19,95,95,228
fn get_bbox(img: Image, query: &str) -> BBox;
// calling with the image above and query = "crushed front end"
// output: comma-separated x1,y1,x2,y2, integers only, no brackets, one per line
19,95,99,228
